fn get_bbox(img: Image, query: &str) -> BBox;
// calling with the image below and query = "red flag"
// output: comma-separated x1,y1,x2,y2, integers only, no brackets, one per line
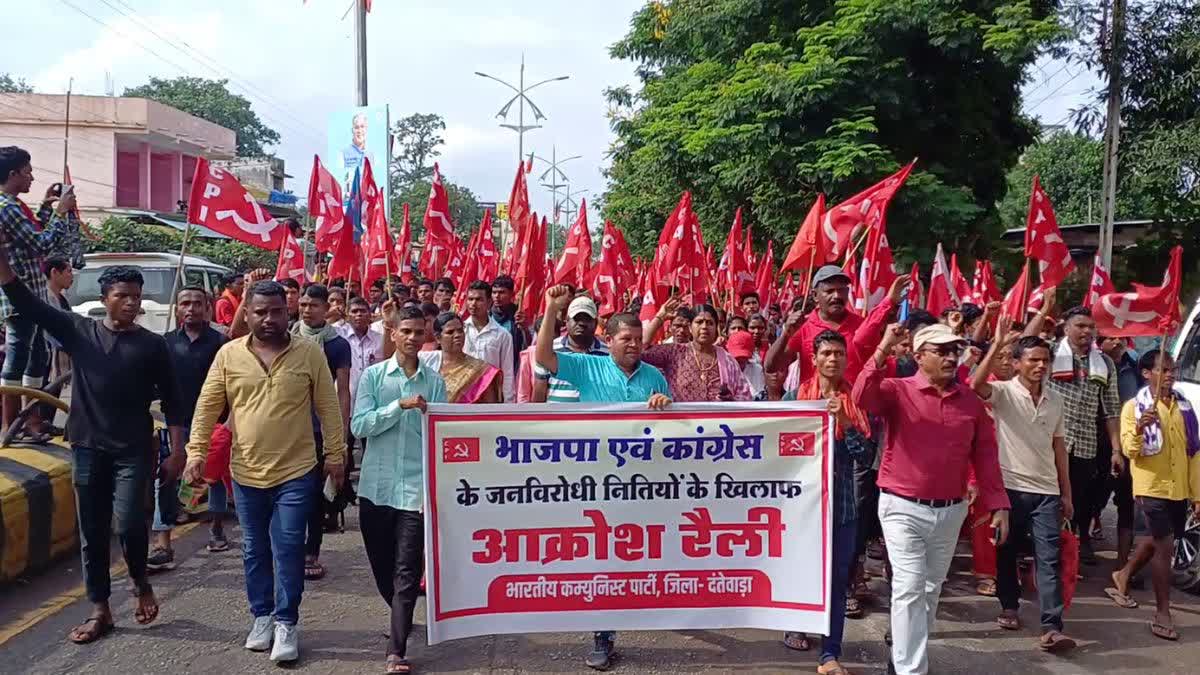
926,243,958,316
394,203,414,283
505,162,530,241
823,160,915,259
592,220,636,315
782,195,827,275
858,226,898,312
553,199,592,287
360,189,394,288
754,241,775,309
423,163,456,244
999,262,1031,325
308,154,345,253
949,253,971,304
978,261,1002,304
326,218,360,282
1025,176,1075,288
274,232,308,283
187,158,287,250
1085,253,1116,310
1093,246,1183,337
517,216,549,319
843,252,862,315
719,208,755,307
477,210,499,283
743,221,756,271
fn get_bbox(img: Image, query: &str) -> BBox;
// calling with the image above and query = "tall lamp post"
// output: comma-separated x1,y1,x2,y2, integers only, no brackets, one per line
531,146,581,253
475,55,569,163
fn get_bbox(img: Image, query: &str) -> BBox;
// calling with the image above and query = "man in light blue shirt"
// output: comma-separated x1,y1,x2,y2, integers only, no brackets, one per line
350,305,446,674
535,284,671,670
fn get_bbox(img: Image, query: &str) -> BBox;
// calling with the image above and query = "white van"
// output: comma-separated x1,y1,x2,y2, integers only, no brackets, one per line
64,253,232,333
1168,296,1200,592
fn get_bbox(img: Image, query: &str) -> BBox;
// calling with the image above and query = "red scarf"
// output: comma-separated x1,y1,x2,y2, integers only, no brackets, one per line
797,377,869,440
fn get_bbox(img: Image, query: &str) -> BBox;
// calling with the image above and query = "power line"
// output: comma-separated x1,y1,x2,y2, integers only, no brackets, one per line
56,0,324,152
102,0,326,146
1024,61,1073,96
1025,67,1088,111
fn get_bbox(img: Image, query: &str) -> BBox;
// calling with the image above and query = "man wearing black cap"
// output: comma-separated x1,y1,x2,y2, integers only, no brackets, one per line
764,264,908,384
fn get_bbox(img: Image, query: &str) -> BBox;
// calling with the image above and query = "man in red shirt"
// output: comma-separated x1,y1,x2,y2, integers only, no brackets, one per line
853,322,1010,675
764,265,907,384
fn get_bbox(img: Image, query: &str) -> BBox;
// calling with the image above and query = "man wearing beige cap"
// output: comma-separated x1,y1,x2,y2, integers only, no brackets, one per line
854,322,1010,675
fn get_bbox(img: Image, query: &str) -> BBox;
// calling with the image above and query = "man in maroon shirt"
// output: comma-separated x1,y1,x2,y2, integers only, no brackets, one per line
764,265,907,384
853,322,1010,675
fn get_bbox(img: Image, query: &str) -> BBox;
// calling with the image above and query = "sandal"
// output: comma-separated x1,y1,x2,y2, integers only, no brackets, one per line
68,616,113,644
852,580,873,601
996,611,1020,631
1090,521,1105,541
385,654,412,673
1150,621,1179,641
782,631,811,651
304,559,326,580
817,659,851,675
1105,587,1138,609
976,577,997,597
1039,630,1076,653
845,596,864,619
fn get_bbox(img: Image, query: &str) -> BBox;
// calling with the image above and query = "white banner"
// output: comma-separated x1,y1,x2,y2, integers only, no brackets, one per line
422,402,832,644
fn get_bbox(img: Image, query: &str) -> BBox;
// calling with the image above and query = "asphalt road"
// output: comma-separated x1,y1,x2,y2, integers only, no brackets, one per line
2,510,1199,674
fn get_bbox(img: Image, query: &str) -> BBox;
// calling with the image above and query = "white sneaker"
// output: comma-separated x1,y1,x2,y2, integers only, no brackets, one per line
244,616,274,651
269,623,299,663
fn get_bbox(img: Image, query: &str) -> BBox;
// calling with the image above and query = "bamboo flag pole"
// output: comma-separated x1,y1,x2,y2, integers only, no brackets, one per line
842,226,871,266
1153,327,1171,403
797,248,817,314
166,223,193,332
62,78,72,180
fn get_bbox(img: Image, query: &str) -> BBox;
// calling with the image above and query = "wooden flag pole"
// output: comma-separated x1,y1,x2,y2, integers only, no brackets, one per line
166,223,194,332
797,248,817,314
842,227,871,266
1153,327,1172,403
62,78,72,180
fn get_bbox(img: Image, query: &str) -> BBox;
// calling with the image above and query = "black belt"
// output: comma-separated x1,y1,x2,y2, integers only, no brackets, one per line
882,489,963,509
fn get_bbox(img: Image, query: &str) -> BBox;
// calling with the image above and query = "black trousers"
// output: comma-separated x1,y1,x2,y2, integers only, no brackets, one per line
359,498,424,658
306,458,325,557
73,446,154,602
1069,454,1098,544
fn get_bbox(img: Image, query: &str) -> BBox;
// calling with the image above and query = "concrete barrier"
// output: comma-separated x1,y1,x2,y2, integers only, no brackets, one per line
0,440,75,583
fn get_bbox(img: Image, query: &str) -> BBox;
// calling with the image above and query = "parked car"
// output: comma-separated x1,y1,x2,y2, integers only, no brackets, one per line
1168,293,1200,592
64,253,232,333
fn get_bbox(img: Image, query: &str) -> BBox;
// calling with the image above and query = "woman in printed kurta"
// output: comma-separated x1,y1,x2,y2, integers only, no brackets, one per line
641,302,752,402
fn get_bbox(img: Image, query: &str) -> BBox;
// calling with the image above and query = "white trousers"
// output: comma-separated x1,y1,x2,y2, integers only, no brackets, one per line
878,492,968,675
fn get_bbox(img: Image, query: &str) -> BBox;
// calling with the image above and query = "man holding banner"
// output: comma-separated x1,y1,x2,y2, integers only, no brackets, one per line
535,284,672,669
351,305,446,674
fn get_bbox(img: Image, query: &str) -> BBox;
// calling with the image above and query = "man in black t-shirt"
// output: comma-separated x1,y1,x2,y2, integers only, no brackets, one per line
0,241,185,646
291,284,351,581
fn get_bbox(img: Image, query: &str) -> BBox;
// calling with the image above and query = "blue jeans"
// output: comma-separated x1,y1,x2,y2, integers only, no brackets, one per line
73,446,153,602
208,480,229,515
233,469,318,625
821,517,858,664
997,489,1064,632
2,314,47,384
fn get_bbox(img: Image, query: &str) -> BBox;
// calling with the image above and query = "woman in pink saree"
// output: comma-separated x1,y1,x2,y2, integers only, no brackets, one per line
419,312,502,403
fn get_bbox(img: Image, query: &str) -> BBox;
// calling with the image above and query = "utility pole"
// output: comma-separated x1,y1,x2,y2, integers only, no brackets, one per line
532,146,581,254
1098,0,1126,269
475,56,570,165
354,0,368,105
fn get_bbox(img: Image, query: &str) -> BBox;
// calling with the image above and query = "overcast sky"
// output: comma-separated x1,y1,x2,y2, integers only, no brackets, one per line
9,0,1095,230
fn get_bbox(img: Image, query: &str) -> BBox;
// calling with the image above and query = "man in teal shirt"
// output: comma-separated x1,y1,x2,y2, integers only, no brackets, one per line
350,305,446,674
535,284,672,669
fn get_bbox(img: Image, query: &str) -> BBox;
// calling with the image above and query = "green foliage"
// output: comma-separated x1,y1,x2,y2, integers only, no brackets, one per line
0,73,32,93
123,77,280,157
389,113,445,186
84,217,276,271
603,0,1062,267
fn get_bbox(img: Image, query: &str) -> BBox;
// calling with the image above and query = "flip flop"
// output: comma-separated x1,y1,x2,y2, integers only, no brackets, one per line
1039,631,1076,653
68,616,113,644
976,578,997,597
385,654,412,673
845,596,864,619
783,631,811,651
817,660,851,675
304,560,326,580
134,592,159,625
996,612,1021,630
1150,621,1179,641
1105,586,1138,609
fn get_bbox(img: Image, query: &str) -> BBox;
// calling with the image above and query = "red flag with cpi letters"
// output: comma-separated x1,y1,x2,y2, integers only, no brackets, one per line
187,158,287,250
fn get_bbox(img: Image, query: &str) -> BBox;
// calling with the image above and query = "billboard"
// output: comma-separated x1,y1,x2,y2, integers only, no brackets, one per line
325,105,390,234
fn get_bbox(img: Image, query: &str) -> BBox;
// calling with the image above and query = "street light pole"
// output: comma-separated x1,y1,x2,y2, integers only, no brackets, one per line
531,146,581,253
475,55,569,165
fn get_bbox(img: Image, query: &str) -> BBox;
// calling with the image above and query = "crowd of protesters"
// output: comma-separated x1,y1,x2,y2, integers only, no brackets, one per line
1,143,1198,675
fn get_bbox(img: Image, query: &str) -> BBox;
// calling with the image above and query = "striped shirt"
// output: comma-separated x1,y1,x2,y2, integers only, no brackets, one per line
533,335,609,403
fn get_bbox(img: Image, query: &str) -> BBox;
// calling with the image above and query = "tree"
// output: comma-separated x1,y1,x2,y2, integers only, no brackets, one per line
84,217,276,271
602,0,1062,266
123,77,280,156
0,73,32,93
390,113,445,186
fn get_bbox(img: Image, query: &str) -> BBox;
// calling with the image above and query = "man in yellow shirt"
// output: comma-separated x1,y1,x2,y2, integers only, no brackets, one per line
183,280,346,663
1109,350,1200,641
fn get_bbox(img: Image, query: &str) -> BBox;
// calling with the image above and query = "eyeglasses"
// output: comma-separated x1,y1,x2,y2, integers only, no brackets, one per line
919,345,962,358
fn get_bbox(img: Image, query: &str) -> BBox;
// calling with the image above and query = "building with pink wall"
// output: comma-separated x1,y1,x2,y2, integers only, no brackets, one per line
0,93,235,220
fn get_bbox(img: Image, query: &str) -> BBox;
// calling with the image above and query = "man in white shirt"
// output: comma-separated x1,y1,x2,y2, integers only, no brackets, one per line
343,296,385,405
463,280,514,401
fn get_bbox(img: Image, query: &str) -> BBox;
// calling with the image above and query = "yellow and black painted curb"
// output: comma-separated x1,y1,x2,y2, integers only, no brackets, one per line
0,440,75,583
